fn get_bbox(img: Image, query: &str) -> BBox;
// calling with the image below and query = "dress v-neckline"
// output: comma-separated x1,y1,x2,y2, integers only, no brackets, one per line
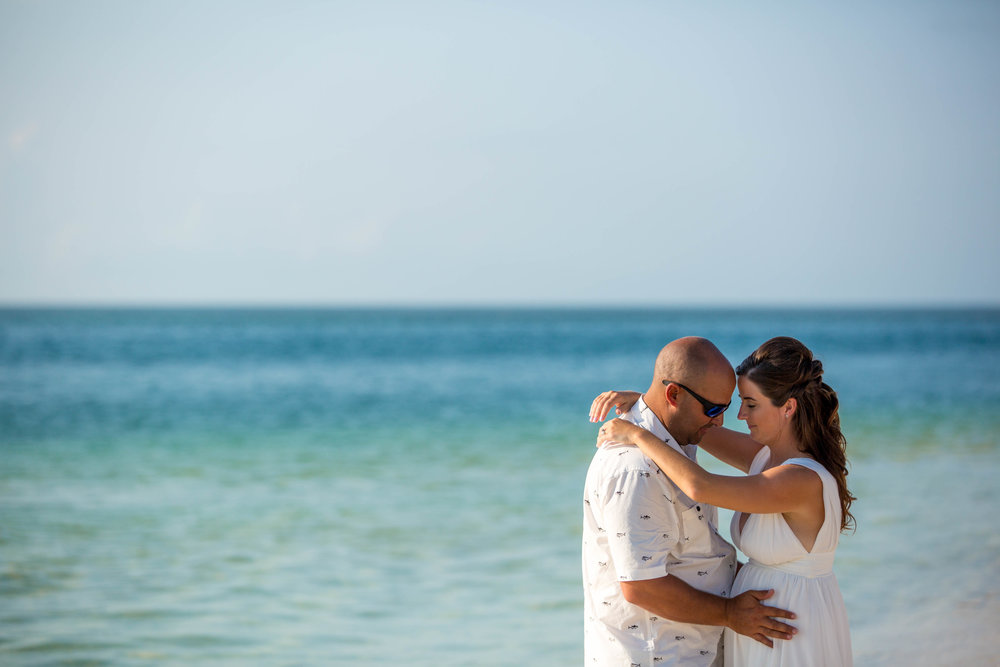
736,503,815,555
734,448,824,555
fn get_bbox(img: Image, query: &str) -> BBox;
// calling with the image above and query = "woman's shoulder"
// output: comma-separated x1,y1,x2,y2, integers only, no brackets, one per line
778,457,837,491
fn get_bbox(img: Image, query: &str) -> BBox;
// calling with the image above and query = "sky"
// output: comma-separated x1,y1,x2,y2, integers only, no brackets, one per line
1,0,998,306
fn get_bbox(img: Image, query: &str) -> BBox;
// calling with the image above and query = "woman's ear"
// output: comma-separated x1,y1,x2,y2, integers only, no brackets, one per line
783,397,798,419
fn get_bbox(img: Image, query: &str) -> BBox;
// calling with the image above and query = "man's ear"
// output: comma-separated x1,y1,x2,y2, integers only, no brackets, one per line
663,382,681,408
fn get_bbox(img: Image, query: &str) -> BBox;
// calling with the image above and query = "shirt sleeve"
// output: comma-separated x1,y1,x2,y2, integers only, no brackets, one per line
598,467,681,582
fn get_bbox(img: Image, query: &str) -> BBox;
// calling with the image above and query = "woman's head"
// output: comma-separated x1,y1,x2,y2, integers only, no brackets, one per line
736,336,856,532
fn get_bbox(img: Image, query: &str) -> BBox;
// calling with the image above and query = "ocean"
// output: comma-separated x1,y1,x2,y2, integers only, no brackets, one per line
1,307,998,665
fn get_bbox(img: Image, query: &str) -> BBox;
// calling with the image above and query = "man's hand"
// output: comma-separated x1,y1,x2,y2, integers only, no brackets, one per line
724,589,797,648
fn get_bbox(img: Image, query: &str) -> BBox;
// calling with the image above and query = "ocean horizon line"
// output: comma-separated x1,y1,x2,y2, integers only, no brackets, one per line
1,301,998,312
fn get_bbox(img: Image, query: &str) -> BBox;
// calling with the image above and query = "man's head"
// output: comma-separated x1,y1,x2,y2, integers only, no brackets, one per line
644,337,736,446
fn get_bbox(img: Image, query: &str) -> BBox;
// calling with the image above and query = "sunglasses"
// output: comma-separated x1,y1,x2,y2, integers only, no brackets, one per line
662,380,731,418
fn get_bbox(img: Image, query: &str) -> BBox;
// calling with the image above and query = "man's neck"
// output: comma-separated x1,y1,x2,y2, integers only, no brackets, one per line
641,392,684,446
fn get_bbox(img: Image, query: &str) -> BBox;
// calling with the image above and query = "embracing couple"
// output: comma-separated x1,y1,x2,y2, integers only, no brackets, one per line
582,336,854,666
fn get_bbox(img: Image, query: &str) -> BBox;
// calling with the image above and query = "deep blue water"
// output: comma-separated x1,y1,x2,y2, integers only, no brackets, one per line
1,307,998,664
3,307,998,442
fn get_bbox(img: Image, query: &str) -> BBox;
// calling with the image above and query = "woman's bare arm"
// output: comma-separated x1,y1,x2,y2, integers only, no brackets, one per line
599,419,820,515
697,427,764,474
589,390,641,423
590,390,762,473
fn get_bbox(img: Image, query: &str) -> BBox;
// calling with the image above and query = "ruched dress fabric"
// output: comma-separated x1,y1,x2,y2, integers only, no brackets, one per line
725,448,853,667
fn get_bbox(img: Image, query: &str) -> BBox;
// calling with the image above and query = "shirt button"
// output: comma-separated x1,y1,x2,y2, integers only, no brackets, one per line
696,505,701,511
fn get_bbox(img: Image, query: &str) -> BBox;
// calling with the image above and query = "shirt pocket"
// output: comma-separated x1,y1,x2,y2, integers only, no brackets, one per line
673,501,734,596
676,499,713,556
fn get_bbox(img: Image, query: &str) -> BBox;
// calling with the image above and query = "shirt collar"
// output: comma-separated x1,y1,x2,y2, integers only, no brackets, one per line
625,397,697,461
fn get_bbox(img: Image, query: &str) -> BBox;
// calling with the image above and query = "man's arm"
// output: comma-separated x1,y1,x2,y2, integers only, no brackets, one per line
620,576,797,648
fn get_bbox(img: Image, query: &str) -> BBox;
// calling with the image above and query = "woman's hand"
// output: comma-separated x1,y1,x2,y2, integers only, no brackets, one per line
597,418,645,448
589,390,642,423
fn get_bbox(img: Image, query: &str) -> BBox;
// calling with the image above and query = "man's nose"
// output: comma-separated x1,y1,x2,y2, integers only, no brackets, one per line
711,411,725,427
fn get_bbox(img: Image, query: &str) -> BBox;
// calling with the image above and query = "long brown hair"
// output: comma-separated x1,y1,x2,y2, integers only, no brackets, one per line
736,337,856,532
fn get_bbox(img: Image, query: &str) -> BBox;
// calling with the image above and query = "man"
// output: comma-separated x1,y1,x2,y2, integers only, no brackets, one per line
582,337,796,666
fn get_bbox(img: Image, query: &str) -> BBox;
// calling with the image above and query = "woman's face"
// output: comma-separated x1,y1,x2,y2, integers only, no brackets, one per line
737,376,785,445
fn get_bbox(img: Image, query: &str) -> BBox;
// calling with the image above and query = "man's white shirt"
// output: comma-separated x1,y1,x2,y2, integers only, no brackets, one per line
582,398,737,666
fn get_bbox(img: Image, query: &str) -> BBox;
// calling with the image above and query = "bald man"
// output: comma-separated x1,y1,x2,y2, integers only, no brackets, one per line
582,337,795,666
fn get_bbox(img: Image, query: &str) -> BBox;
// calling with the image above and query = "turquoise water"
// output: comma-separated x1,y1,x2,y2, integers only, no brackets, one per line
1,308,999,665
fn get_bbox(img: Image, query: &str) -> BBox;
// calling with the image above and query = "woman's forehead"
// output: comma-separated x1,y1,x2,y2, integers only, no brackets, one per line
737,376,763,396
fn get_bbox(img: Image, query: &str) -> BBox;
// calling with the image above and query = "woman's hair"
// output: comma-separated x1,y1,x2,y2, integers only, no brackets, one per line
736,337,856,532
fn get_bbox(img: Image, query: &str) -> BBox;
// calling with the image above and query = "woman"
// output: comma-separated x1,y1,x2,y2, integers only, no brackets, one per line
592,337,854,666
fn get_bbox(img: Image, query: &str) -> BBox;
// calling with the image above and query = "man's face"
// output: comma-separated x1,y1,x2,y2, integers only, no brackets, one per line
671,371,736,446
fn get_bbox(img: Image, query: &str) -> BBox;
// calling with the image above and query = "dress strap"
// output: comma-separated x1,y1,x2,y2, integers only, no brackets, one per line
782,457,841,550
782,458,834,496
748,446,771,475
782,457,818,469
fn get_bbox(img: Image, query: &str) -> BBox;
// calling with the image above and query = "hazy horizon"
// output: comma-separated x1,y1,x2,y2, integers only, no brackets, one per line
1,300,997,310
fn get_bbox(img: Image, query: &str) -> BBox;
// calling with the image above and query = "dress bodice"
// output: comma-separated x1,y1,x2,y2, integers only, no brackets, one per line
730,447,842,575
724,447,853,665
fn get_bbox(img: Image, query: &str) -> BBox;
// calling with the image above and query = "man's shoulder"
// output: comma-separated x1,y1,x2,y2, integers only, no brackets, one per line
591,441,647,465
587,443,663,482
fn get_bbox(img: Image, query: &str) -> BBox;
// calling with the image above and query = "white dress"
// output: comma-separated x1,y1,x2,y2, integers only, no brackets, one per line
724,447,853,667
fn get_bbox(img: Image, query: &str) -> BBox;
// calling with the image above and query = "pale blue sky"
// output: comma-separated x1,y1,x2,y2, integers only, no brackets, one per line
1,1,998,305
